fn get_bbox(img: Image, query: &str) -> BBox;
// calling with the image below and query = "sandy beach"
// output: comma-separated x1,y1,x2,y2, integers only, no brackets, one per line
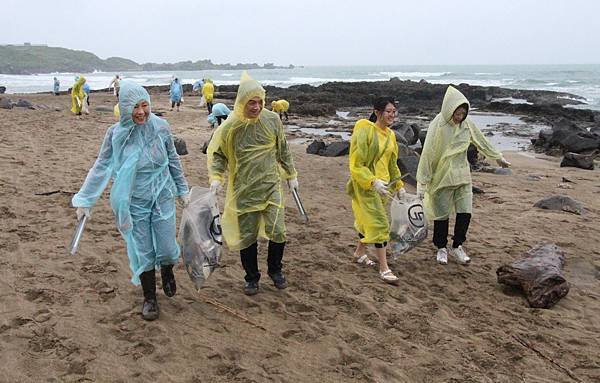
1,91,599,382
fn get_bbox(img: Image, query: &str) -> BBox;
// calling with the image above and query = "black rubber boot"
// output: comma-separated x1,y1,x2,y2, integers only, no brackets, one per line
244,280,260,296
160,264,177,297
267,241,288,289
140,270,159,321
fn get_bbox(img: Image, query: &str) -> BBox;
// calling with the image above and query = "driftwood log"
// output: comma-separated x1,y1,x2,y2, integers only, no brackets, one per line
496,243,570,308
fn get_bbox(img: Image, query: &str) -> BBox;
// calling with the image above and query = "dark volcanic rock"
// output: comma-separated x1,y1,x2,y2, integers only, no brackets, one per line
173,136,188,156
306,140,326,155
560,152,595,170
391,122,420,146
533,195,584,215
496,243,569,309
321,141,349,157
397,155,420,186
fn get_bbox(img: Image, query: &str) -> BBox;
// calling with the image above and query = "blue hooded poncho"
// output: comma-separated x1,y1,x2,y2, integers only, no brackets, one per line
72,81,189,284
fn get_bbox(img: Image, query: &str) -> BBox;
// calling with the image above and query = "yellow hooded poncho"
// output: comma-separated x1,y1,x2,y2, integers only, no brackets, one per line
207,72,297,251
417,85,502,220
347,119,403,244
70,76,86,114
202,79,215,102
271,99,290,113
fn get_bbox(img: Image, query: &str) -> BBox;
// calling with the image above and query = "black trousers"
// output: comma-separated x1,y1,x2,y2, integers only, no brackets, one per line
216,115,227,125
240,241,285,282
433,213,471,249
206,102,213,114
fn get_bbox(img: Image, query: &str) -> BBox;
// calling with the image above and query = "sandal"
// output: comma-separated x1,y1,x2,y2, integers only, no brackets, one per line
379,269,399,285
354,254,376,267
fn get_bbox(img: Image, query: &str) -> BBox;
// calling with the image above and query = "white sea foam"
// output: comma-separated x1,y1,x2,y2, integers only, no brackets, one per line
379,71,450,78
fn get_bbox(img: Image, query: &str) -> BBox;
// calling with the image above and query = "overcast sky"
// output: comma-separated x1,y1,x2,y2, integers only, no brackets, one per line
3,0,599,66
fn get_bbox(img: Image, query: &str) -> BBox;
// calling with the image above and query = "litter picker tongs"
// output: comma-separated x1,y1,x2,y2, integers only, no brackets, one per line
69,215,88,255
288,182,309,223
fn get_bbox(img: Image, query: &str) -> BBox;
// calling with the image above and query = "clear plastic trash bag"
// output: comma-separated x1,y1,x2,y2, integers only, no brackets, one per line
178,186,222,289
389,193,428,259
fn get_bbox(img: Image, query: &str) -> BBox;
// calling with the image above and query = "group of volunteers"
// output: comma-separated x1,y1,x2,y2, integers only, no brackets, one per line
70,71,509,321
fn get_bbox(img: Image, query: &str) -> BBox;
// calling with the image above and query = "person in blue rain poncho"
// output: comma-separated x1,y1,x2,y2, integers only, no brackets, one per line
207,102,231,128
72,80,190,321
82,81,91,114
170,77,183,111
53,77,60,95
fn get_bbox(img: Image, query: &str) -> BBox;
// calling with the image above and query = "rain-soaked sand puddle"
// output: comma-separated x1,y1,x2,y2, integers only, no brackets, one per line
288,111,550,152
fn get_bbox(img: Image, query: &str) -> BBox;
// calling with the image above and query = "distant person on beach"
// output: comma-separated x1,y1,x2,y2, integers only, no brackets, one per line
347,96,405,285
207,102,231,128
109,74,121,99
53,77,60,95
71,75,86,116
83,81,91,111
271,99,290,121
192,79,203,93
71,80,190,321
416,85,511,265
207,72,298,296
169,77,183,111
202,78,215,114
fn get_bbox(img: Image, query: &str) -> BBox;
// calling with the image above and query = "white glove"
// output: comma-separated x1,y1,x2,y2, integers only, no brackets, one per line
210,180,222,195
372,179,389,196
416,183,427,200
497,157,511,168
76,207,91,221
288,178,299,191
396,187,406,199
178,193,190,208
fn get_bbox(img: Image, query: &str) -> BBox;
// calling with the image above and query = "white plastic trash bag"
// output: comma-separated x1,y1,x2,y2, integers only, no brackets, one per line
389,193,427,259
178,186,222,289
199,96,206,107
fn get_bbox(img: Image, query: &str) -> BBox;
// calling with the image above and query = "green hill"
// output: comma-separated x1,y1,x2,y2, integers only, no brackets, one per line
0,45,293,74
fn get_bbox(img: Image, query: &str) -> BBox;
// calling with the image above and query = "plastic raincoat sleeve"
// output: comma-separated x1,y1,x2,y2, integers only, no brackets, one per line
207,125,228,183
349,125,377,190
467,119,503,160
71,126,115,208
416,119,438,185
276,118,297,179
388,139,403,191
164,129,189,196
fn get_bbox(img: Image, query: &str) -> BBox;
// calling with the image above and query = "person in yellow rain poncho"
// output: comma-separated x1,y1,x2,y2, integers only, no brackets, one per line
207,72,298,296
416,85,511,266
347,97,405,285
70,75,86,116
202,78,215,114
271,99,290,121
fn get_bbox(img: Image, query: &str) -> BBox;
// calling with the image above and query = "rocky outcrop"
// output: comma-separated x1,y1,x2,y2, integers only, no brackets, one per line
532,117,600,155
560,152,596,170
305,140,349,157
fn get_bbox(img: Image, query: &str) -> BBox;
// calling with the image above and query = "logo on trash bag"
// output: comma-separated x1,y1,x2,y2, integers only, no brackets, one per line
408,204,425,228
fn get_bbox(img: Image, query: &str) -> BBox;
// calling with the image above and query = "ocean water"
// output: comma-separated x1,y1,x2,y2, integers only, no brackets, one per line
1,64,599,110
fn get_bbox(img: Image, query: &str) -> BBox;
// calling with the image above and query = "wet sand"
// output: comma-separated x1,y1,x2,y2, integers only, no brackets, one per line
1,92,599,382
